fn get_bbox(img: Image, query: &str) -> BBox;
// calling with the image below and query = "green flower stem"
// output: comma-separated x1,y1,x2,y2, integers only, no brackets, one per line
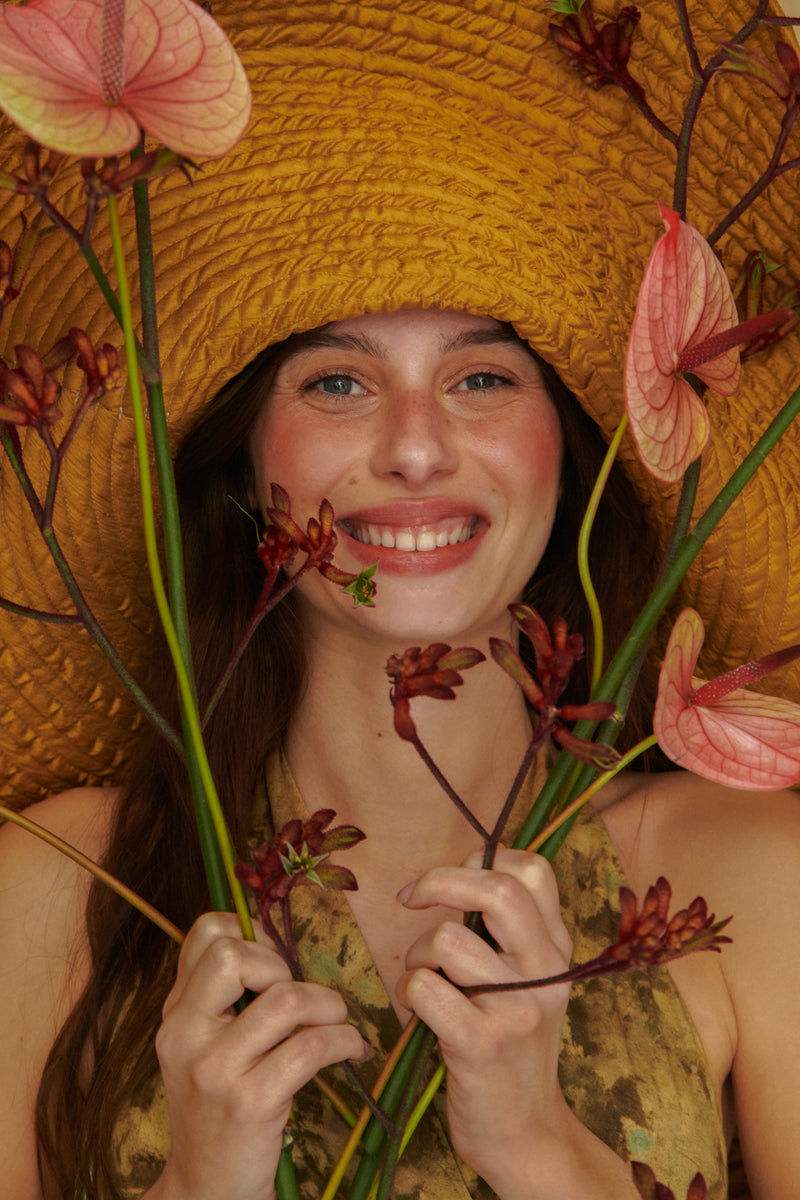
314,1078,358,1130
393,1062,447,1161
600,378,800,702
0,423,182,753
372,1027,439,1200
0,595,83,623
525,736,657,856
276,1142,300,1200
577,415,628,693
32,188,158,382
0,802,184,944
128,174,229,913
321,1018,422,1200
106,195,254,941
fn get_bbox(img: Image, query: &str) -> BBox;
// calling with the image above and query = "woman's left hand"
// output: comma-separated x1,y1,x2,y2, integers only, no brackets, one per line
395,849,577,1196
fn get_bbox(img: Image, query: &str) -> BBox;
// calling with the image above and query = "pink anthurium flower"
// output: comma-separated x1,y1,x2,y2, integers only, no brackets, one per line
625,204,738,483
654,607,800,789
624,204,779,483
0,0,251,158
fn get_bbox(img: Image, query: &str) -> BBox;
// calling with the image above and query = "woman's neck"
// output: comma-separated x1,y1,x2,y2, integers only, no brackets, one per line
283,624,536,854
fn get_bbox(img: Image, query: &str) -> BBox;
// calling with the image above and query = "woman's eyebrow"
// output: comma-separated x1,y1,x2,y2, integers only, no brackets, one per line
438,326,524,354
285,331,389,361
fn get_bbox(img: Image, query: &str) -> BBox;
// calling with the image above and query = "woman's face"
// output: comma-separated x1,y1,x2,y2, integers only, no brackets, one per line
249,308,562,648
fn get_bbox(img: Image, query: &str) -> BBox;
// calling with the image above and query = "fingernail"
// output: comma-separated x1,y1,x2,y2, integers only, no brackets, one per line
396,880,416,905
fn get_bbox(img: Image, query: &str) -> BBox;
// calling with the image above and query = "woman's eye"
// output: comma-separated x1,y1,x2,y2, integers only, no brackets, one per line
456,372,507,392
312,374,368,396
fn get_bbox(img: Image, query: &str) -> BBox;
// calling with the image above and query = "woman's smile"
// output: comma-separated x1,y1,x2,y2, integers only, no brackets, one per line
337,499,488,574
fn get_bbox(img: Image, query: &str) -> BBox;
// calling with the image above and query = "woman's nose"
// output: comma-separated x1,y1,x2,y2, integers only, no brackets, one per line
368,389,458,487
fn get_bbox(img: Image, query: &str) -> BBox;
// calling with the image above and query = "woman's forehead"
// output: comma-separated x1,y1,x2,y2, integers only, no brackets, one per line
276,308,531,365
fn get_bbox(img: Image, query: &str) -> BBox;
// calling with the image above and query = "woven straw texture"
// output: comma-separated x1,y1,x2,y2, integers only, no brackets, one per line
1,0,799,805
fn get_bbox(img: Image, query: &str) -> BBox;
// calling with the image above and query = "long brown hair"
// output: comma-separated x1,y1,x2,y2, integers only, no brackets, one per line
35,326,666,1198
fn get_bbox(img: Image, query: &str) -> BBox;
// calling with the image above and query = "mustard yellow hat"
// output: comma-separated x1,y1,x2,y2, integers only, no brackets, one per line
1,0,799,806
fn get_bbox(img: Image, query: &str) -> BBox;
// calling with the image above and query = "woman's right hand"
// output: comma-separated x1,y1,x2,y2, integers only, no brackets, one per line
150,912,370,1200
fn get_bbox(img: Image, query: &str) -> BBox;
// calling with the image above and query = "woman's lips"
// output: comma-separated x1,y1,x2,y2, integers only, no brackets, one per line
336,506,488,576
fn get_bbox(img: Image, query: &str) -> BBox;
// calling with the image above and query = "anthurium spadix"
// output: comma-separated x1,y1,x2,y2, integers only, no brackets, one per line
654,608,800,789
0,0,251,158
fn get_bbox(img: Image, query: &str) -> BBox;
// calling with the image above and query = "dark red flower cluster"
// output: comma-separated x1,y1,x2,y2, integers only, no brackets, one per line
2,139,65,199
490,604,619,768
465,877,731,1000
549,0,645,102
235,809,366,924
0,344,61,428
386,642,486,742
598,877,732,971
80,149,190,197
0,327,119,430
258,483,377,607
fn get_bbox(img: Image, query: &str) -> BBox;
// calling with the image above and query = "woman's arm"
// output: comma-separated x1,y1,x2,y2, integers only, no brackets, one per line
396,850,640,1200
0,787,112,1200
717,789,800,1200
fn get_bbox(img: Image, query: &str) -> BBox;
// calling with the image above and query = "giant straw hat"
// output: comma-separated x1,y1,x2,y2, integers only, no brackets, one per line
1,0,799,806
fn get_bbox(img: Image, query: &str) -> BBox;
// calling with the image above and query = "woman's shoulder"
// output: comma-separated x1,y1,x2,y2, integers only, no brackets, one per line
594,767,800,906
1,783,119,993
0,786,118,1197
0,781,119,1002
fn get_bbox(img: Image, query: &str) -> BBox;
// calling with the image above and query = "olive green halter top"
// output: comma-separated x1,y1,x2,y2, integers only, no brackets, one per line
110,755,727,1199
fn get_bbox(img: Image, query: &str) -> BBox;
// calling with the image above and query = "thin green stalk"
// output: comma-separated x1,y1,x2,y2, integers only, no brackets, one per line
390,1062,447,1163
129,175,229,911
275,1142,300,1200
372,1027,439,1200
0,424,183,753
577,415,628,692
525,736,657,856
106,195,254,941
321,1019,421,1200
0,802,183,944
0,596,83,623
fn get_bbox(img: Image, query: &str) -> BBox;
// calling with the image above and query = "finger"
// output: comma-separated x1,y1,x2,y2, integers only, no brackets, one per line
246,1018,371,1100
214,978,362,1075
166,912,276,1010
404,919,515,987
398,860,570,971
395,965,488,1051
164,930,292,1024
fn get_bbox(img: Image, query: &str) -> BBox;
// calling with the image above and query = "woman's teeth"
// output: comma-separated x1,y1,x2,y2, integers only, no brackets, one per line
347,520,475,551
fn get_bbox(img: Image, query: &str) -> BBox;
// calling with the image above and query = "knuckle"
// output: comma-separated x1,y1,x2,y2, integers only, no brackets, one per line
293,1024,333,1063
206,934,248,974
263,978,305,1021
431,920,467,956
191,910,238,944
486,871,523,908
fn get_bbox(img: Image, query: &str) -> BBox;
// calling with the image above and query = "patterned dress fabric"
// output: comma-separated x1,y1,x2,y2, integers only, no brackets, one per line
109,755,728,1199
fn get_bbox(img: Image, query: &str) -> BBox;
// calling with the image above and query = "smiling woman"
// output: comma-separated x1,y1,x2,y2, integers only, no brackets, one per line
1,1,800,1200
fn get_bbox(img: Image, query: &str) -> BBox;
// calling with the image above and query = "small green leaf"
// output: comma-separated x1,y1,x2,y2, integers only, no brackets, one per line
343,561,378,608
